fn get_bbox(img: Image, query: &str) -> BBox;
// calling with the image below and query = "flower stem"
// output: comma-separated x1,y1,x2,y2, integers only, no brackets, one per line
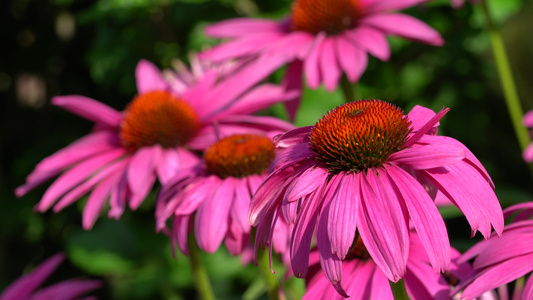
480,0,530,152
187,234,216,300
389,279,411,300
339,75,357,104
257,247,280,300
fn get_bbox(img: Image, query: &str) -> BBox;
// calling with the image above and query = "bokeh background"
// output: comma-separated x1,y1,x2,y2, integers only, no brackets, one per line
1,0,533,299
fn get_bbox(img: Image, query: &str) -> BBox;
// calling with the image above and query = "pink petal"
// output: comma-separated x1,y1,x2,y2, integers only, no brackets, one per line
304,34,326,89
461,253,533,299
364,0,429,12
225,219,249,255
360,13,444,46
326,173,358,260
320,38,342,91
389,144,466,169
135,59,169,94
174,178,214,215
335,36,368,84
0,253,64,300
200,33,285,62
385,164,450,273
31,279,101,300
195,178,234,253
523,277,533,300
344,26,390,61
370,268,394,300
523,143,533,163
172,214,191,256
231,178,252,233
357,170,407,282
284,166,329,203
108,170,130,219
264,32,315,59
52,96,122,128
523,110,533,127
290,187,324,278
404,107,450,148
37,148,126,212
205,18,282,38
407,105,439,133
273,126,312,148
282,60,304,121
127,146,160,210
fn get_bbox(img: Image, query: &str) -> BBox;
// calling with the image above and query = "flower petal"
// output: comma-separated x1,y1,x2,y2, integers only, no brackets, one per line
335,36,368,84
205,18,282,38
127,146,161,210
320,38,342,91
389,144,465,169
344,26,390,61
52,96,122,128
304,34,326,89
135,59,169,94
364,0,429,13
231,178,252,233
29,279,101,300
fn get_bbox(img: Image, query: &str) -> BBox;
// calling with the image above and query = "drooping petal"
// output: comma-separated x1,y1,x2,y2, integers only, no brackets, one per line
304,34,326,89
522,277,533,300
360,13,444,46
344,26,390,61
29,279,101,300
225,218,249,255
364,0,429,13
231,178,252,233
135,59,169,94
200,33,285,62
172,214,191,256
195,178,234,253
52,96,122,128
385,164,450,273
108,169,130,219
388,144,465,170
370,267,394,300
282,60,304,121
320,38,342,91
127,146,161,210
334,36,368,84
284,165,329,203
205,18,282,38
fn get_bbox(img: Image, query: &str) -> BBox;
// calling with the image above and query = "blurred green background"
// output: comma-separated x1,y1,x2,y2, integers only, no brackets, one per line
1,0,533,299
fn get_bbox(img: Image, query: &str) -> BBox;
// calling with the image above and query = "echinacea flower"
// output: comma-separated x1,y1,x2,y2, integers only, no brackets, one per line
249,100,503,295
0,253,100,300
455,202,533,300
303,231,483,299
16,58,298,229
156,130,294,256
202,0,444,118
522,110,533,162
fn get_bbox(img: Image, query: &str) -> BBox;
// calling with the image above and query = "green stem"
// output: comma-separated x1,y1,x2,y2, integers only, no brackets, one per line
339,75,357,103
188,234,216,300
389,279,411,300
481,0,530,152
257,247,280,300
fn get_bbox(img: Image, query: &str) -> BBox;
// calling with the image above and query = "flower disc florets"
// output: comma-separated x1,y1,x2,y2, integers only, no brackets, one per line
204,134,275,179
120,91,200,150
309,100,412,173
345,236,371,261
291,0,362,35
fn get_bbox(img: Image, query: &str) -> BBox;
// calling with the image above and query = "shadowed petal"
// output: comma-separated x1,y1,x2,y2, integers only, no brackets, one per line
30,279,101,300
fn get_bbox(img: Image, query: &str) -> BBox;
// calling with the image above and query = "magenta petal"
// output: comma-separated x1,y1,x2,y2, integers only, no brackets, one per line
285,166,329,203
127,146,160,210
195,178,234,253
327,173,358,260
357,170,407,282
365,0,429,12
523,277,533,300
52,96,122,128
361,13,444,46
282,60,304,122
385,164,451,273
274,126,312,147
461,253,533,299
37,148,126,212
389,144,465,169
407,105,438,133
344,26,390,61
317,200,348,298
135,59,169,94
231,178,252,233
172,214,191,256
109,170,129,219
200,33,284,62
523,109,533,126
291,187,324,278
370,268,394,300
0,253,64,300
335,36,367,84
225,219,249,255
304,34,326,89
205,18,281,38
320,38,342,91
523,143,533,163
31,279,101,300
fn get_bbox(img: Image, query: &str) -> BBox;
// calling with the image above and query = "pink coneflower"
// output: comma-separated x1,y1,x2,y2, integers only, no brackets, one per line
156,131,294,255
455,202,533,300
304,231,484,299
16,58,298,229
201,0,444,117
522,110,533,162
0,253,100,300
249,100,503,295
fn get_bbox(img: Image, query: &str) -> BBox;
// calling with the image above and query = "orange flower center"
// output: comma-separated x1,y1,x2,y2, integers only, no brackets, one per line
291,0,362,35
120,91,200,150
309,100,411,173
346,236,371,261
204,134,275,179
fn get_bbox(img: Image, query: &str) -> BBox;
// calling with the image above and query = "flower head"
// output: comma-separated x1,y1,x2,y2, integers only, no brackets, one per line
201,0,444,118
16,58,298,229
455,202,533,300
249,100,503,296
304,231,478,299
0,253,100,300
156,130,294,256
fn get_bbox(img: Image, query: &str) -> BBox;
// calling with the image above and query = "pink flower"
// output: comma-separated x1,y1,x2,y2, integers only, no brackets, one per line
249,100,503,296
201,0,444,118
304,231,479,299
455,202,533,300
451,0,480,8
0,253,100,300
156,131,294,256
16,58,298,229
522,110,533,162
